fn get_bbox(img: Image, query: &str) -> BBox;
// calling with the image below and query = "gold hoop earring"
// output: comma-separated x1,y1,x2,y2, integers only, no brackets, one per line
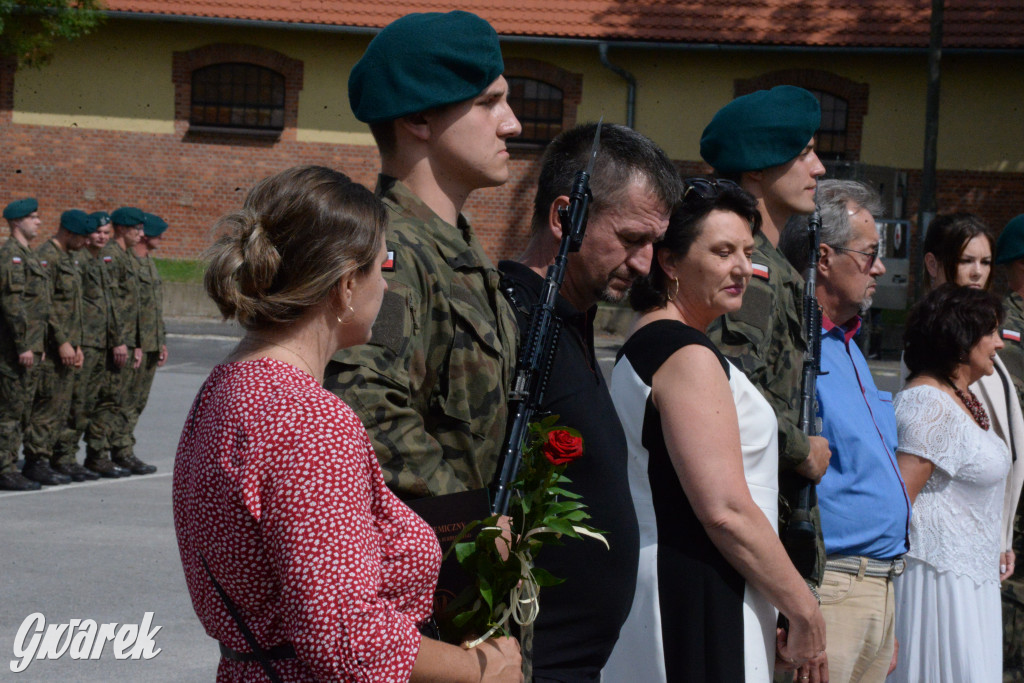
338,305,355,324
667,277,679,301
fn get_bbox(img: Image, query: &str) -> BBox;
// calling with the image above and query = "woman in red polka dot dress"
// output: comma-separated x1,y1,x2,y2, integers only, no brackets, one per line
173,166,522,682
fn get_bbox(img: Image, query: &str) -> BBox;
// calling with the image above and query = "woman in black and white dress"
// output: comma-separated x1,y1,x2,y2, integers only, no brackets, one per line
602,179,825,682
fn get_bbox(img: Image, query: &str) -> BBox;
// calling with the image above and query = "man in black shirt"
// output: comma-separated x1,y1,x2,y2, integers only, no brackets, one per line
499,123,681,682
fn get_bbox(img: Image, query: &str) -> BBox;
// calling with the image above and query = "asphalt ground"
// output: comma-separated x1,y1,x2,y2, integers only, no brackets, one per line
0,317,902,680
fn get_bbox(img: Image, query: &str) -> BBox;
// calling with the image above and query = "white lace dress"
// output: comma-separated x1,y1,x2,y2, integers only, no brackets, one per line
892,385,1010,682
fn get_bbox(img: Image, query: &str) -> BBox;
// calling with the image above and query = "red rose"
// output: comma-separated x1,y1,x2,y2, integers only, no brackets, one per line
542,430,583,466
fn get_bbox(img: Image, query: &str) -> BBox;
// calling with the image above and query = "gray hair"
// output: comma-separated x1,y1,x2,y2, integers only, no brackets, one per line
780,179,883,273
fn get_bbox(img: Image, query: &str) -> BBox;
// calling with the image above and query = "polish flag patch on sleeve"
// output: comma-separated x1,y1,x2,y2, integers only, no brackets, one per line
11,256,21,264
103,256,113,263
1003,329,1021,342
751,263,770,281
382,250,395,272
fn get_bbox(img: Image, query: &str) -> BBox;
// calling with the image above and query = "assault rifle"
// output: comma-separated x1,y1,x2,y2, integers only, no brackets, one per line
491,121,602,516
781,207,824,579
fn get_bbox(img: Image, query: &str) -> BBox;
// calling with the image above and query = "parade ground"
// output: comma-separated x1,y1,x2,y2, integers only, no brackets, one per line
0,317,905,681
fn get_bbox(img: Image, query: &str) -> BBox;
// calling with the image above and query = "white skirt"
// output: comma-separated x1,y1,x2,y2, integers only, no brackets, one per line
891,556,1002,682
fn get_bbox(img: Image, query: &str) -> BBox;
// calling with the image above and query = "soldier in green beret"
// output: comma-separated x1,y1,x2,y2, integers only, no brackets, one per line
88,207,156,476
22,210,100,484
121,212,168,466
57,214,125,476
701,88,831,583
324,10,522,499
996,214,1024,408
0,198,49,491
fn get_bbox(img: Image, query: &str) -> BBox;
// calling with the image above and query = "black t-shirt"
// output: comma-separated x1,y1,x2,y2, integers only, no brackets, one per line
499,261,640,682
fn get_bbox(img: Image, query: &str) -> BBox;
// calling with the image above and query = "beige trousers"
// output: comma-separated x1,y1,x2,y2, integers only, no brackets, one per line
818,566,896,683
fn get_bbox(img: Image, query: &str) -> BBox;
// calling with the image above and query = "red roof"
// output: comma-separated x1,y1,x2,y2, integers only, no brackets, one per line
105,1,1024,50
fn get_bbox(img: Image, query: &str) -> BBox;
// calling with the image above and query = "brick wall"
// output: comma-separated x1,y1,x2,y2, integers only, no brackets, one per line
1,120,1021,266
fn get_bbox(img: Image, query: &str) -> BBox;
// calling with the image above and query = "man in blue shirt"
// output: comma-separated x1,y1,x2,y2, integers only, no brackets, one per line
781,179,911,683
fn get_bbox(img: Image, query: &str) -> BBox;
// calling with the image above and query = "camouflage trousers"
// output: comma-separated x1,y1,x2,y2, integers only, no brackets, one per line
0,357,40,473
55,346,107,463
124,350,159,450
90,353,135,460
23,352,75,466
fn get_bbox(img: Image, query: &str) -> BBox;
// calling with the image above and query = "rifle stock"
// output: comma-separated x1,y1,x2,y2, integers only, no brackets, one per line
781,207,823,578
491,123,601,515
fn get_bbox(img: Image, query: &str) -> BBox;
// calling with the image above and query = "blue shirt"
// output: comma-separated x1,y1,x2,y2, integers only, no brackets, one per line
816,315,911,559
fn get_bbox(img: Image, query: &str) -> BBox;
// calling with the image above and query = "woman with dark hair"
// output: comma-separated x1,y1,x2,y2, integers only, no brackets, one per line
173,166,521,682
912,211,1023,589
892,284,1010,681
603,178,826,682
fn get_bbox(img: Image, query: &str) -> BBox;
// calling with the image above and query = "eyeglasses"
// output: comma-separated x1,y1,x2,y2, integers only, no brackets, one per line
833,245,880,269
683,177,741,200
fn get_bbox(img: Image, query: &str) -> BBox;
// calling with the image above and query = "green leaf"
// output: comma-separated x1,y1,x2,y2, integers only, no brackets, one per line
479,576,494,610
531,567,567,587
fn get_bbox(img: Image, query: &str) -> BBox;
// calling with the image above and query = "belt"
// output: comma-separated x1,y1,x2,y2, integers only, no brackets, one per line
825,555,906,579
219,641,297,663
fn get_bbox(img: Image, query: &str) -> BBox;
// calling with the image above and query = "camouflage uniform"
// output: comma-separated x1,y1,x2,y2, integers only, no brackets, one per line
58,248,119,461
0,238,50,474
1000,292,1024,409
22,240,84,467
324,176,518,499
90,240,139,463
124,250,164,447
707,230,826,583
1000,291,1024,680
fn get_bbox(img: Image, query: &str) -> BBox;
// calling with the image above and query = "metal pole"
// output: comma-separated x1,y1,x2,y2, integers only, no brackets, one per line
916,0,944,302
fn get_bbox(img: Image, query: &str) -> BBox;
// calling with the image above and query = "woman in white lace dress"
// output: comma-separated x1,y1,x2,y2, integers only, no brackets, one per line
893,284,1010,681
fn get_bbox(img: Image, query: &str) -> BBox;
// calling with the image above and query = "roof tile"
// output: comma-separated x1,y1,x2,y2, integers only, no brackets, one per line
103,1,1024,49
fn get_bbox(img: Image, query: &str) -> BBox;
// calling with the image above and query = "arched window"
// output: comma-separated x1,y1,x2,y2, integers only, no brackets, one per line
735,70,868,162
190,63,285,131
809,90,849,162
508,77,564,145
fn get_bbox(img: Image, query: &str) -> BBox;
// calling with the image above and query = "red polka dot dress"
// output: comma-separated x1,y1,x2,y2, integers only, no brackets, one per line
173,358,441,682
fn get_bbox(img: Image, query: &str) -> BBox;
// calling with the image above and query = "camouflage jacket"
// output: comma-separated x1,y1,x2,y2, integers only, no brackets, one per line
79,249,119,349
36,239,83,350
102,241,140,348
707,230,825,582
1000,291,1024,409
0,237,50,363
132,252,164,352
324,176,519,499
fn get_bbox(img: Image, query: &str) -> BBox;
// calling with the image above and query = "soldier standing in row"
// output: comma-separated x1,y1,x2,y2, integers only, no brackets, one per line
0,198,50,491
324,11,521,498
121,212,167,470
89,206,155,476
58,213,121,477
22,210,99,485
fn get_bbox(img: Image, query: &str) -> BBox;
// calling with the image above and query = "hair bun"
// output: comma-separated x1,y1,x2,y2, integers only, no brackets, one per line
235,216,281,298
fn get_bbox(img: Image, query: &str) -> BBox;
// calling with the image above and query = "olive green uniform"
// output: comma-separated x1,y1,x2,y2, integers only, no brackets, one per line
707,231,826,583
124,250,164,447
0,238,50,473
324,176,519,499
1000,290,1024,679
90,240,139,462
58,248,119,461
23,240,83,466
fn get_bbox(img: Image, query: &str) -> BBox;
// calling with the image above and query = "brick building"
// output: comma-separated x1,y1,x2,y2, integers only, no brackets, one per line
1,1,1022,267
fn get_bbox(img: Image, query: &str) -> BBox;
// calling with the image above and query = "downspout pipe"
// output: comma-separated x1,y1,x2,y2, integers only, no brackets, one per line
598,42,636,129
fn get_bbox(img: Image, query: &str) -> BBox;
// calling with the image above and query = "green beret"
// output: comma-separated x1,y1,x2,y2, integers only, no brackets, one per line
349,11,504,124
111,206,145,227
3,198,38,220
60,209,98,236
996,214,1024,265
700,86,821,174
90,211,111,227
142,212,168,237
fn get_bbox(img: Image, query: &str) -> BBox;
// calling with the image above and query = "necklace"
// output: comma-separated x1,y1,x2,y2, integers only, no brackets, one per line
948,380,990,430
241,337,319,381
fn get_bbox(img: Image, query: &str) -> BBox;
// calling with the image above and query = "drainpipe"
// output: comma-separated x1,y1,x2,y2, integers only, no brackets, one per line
598,42,636,128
